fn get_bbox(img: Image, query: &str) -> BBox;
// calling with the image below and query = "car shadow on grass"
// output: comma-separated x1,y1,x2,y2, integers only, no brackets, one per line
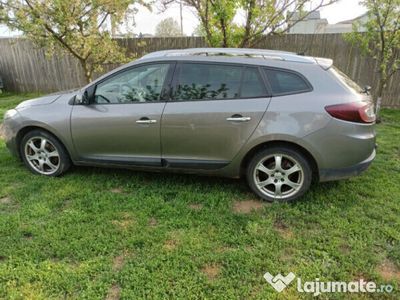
65,165,344,205
69,165,249,192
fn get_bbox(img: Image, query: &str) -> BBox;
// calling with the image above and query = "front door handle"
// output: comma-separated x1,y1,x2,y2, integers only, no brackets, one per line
226,115,251,122
136,117,157,124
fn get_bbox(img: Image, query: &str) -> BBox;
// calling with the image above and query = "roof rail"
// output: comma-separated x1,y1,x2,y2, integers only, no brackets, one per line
140,48,316,64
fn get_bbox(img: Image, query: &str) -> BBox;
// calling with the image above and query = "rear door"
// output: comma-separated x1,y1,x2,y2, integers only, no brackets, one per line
161,62,271,169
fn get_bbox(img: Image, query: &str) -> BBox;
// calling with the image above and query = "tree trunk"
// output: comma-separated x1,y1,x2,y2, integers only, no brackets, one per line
240,0,255,48
80,60,93,83
219,18,228,47
375,78,385,116
377,78,385,100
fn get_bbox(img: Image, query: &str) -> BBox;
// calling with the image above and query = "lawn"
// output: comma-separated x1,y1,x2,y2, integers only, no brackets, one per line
0,93,399,299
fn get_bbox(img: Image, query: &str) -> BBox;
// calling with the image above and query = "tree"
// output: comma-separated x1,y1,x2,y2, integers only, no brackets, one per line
155,17,183,36
345,0,400,108
161,0,338,47
192,24,205,36
0,0,146,82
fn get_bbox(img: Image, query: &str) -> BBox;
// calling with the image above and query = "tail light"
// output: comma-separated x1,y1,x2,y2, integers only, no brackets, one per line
325,102,376,124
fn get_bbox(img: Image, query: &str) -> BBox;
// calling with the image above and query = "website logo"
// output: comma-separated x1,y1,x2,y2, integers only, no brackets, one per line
263,271,393,296
263,272,296,292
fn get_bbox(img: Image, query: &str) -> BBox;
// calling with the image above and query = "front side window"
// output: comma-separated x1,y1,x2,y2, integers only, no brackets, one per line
94,63,170,104
174,63,242,101
263,68,311,95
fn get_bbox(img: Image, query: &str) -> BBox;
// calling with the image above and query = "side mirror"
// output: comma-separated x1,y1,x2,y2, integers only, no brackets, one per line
75,89,90,105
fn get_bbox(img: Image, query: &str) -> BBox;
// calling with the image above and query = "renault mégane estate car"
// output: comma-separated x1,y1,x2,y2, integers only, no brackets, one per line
3,48,376,202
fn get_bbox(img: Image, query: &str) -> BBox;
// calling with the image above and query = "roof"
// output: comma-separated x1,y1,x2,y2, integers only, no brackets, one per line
289,11,321,21
140,48,318,64
88,48,333,89
337,12,369,24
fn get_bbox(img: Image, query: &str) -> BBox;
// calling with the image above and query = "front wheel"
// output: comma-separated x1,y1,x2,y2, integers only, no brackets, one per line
20,130,71,176
246,147,312,202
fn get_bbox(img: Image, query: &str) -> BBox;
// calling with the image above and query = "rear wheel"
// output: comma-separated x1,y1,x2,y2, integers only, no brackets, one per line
246,147,312,202
20,130,71,176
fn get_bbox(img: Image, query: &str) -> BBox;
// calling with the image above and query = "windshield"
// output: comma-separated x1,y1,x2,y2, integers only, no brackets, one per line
330,66,363,93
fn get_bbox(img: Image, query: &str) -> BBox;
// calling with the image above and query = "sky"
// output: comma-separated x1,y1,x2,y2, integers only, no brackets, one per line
0,0,367,37
132,0,367,36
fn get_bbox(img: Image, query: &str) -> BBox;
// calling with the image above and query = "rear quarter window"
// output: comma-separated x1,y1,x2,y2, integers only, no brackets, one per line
263,68,312,96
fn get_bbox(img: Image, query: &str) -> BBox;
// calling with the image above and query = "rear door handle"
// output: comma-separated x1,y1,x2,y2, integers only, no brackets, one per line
136,118,157,124
226,116,251,122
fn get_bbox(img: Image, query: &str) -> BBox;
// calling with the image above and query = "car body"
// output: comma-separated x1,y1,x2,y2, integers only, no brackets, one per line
3,48,376,202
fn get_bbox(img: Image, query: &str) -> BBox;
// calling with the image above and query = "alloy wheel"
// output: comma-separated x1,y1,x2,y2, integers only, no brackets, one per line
24,137,60,175
253,153,304,200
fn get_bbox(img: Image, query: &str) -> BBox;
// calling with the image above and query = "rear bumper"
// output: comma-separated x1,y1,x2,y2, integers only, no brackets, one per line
319,148,376,182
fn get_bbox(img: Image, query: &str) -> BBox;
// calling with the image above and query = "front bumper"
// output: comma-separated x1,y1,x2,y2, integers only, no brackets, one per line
319,148,376,182
2,116,21,158
5,136,19,158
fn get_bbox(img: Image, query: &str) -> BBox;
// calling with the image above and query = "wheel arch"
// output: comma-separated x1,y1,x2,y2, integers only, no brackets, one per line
240,140,319,181
16,125,72,161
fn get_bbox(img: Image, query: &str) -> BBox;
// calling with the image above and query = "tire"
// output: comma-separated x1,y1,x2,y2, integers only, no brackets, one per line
20,129,71,177
246,146,312,202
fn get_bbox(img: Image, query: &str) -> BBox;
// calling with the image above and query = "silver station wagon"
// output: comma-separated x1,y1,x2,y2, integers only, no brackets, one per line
3,48,376,202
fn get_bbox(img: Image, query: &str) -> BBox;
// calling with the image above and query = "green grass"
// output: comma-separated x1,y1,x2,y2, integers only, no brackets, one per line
0,93,399,299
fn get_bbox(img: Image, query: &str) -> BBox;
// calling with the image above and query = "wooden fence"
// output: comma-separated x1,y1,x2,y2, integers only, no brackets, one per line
0,35,399,107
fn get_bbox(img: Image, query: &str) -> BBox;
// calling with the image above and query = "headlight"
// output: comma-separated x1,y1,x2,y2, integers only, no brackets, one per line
4,109,18,120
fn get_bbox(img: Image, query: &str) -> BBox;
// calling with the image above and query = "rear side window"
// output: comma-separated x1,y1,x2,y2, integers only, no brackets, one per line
174,63,242,100
263,68,311,95
241,67,267,98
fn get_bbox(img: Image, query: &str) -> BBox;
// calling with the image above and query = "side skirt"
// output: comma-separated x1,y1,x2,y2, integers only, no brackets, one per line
74,157,230,171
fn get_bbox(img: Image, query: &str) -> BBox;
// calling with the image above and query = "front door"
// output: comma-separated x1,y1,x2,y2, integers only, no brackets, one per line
161,62,271,169
71,62,173,166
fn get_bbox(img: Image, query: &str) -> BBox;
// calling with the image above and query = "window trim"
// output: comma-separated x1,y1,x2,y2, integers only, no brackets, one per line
88,61,176,105
169,61,271,103
240,66,269,99
262,67,313,97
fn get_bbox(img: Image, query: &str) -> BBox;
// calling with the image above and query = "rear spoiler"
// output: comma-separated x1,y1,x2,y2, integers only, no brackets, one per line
314,57,333,70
